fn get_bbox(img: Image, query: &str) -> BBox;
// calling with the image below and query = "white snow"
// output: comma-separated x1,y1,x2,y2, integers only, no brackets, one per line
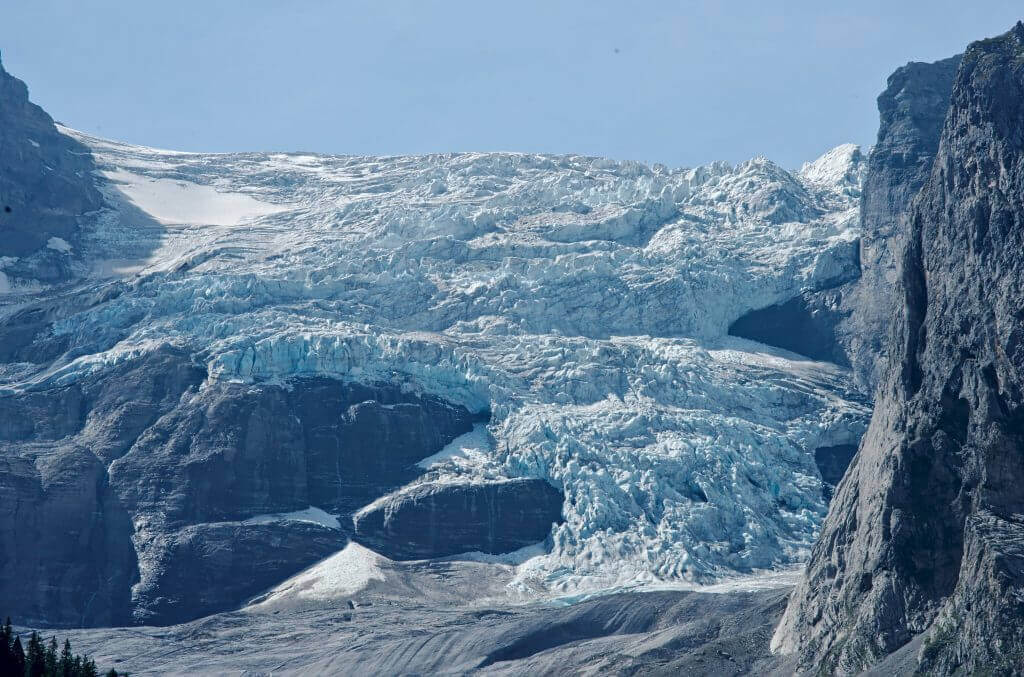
46,236,73,254
13,132,872,596
249,542,386,607
101,169,289,226
417,423,493,469
242,506,341,530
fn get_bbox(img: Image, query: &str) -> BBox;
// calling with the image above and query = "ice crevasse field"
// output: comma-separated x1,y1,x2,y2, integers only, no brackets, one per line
12,130,872,598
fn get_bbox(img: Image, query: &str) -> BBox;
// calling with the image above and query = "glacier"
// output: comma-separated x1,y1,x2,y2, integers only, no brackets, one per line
1,130,871,596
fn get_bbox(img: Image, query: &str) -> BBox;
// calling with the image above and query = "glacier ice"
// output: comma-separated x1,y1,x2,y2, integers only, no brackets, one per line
2,128,872,595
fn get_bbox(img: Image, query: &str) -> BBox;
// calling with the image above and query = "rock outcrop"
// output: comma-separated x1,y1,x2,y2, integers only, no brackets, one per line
842,54,962,392
353,478,564,559
0,52,102,288
773,25,1024,674
0,350,478,626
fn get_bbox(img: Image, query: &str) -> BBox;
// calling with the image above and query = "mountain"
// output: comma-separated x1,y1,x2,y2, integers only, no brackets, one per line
13,23,1024,675
774,23,1024,674
0,53,875,627
0,51,102,290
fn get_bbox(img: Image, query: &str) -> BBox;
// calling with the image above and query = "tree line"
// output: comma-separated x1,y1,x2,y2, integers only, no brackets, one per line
0,618,124,677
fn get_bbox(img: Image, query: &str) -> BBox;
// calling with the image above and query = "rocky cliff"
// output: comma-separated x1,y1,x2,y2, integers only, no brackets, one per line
0,52,101,288
773,24,1024,674
843,54,962,392
0,350,487,626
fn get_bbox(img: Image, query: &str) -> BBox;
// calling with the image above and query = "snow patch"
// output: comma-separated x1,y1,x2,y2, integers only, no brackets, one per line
242,506,341,530
249,542,386,607
46,236,73,254
102,169,289,226
417,423,493,470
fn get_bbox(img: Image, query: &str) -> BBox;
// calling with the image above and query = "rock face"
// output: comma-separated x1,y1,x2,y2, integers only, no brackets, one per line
353,478,564,559
774,25,1024,673
842,54,962,392
0,348,477,626
0,52,101,288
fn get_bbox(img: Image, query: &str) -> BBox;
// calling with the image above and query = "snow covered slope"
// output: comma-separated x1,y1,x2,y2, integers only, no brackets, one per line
3,131,870,595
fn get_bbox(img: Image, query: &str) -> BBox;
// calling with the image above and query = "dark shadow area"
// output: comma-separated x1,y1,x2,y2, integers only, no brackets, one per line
728,290,850,366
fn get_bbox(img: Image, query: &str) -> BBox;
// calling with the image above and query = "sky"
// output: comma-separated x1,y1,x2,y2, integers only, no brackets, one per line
1,1,1021,169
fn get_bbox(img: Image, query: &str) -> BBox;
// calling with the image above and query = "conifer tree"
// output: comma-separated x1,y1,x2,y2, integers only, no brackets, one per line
45,635,58,675
0,618,12,675
60,638,73,677
26,631,46,677
12,635,26,676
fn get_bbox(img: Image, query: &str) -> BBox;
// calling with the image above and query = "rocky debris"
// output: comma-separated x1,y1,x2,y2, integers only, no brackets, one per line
52,586,793,675
0,52,102,288
773,24,1024,673
353,478,564,559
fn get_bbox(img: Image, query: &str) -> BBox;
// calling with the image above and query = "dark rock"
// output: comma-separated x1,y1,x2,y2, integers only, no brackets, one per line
774,24,1024,673
110,378,477,527
0,351,478,626
353,478,564,559
0,52,102,286
813,444,858,501
131,521,346,626
0,443,137,627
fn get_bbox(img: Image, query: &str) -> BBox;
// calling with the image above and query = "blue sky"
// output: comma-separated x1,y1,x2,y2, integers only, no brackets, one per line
2,1,1021,168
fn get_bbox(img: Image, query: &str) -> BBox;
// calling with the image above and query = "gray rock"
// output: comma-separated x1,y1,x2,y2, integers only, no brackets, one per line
353,478,564,559
0,347,479,626
774,24,1024,674
0,52,102,286
51,585,794,675
842,53,962,392
130,521,345,626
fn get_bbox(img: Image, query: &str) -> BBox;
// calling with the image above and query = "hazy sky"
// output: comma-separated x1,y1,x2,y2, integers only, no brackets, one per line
2,2,1021,168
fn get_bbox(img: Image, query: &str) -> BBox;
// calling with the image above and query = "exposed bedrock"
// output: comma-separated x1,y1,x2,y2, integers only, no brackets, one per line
0,52,102,286
774,25,1024,674
0,346,481,626
842,53,962,392
353,478,565,560
131,521,345,626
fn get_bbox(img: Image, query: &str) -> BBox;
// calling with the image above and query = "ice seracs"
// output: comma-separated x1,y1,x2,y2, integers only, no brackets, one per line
5,131,871,596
